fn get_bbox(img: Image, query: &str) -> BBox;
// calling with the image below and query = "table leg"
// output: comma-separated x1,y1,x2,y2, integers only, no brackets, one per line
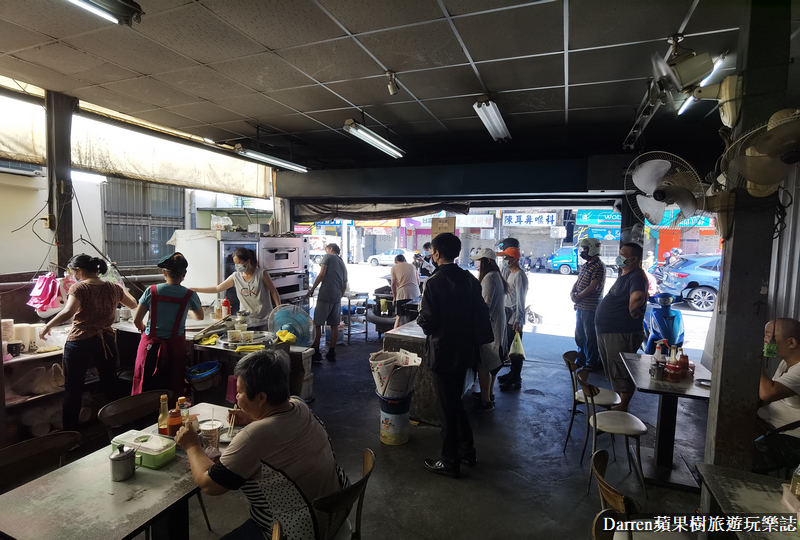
151,496,189,540
654,394,678,468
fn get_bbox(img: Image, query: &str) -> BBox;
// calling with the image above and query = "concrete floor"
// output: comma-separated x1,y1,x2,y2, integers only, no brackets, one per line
184,328,707,540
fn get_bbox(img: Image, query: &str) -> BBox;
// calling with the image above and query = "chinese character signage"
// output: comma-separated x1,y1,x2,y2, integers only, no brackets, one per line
502,213,557,227
402,211,446,228
354,220,400,227
455,214,494,228
576,209,622,226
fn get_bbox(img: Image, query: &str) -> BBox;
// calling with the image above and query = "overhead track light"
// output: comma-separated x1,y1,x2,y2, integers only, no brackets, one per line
234,144,307,173
473,96,511,142
65,0,144,26
386,71,399,96
343,119,405,159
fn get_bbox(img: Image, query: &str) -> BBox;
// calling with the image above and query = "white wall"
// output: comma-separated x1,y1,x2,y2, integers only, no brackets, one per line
0,173,104,274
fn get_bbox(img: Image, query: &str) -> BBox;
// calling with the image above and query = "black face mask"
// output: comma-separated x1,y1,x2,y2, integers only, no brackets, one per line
580,252,590,261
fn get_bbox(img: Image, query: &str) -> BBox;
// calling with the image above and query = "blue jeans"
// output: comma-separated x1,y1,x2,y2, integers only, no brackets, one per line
575,309,601,370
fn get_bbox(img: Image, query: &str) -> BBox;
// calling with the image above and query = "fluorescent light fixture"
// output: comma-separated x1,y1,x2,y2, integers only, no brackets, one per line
473,97,511,141
71,170,107,184
234,144,307,173
203,138,215,144
66,0,120,23
678,97,696,116
699,58,724,87
343,119,405,159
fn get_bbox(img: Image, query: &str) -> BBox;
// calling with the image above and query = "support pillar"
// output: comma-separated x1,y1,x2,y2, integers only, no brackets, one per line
45,91,77,273
703,0,789,473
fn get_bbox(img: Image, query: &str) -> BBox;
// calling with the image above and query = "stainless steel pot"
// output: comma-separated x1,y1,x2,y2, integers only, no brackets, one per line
110,444,141,482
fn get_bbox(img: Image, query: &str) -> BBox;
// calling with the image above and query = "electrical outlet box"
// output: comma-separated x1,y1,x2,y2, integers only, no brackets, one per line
43,215,52,229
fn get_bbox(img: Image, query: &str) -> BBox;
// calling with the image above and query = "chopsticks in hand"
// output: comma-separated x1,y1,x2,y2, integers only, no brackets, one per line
228,404,238,439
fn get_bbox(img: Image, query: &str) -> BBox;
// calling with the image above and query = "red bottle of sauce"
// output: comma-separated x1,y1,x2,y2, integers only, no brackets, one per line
167,409,182,437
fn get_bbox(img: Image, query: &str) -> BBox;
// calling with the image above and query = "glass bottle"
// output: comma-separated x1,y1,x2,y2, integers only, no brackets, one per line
177,396,188,423
214,299,222,319
167,409,182,437
791,464,800,497
157,394,169,435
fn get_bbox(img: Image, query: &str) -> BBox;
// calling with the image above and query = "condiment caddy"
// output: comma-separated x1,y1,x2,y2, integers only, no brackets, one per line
649,343,695,382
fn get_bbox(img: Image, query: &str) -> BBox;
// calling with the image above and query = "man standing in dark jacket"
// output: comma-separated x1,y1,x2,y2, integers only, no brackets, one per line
417,233,492,478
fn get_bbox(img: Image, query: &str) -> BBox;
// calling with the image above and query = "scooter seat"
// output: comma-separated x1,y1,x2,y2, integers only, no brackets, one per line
576,387,620,408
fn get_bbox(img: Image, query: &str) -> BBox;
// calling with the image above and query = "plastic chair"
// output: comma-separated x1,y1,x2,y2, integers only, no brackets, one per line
579,379,647,499
0,431,81,492
590,451,690,539
97,390,211,533
562,351,620,453
313,449,376,540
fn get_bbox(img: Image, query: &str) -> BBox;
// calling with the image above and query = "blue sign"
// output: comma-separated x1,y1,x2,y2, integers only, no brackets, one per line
576,210,622,226
574,226,620,243
315,220,354,226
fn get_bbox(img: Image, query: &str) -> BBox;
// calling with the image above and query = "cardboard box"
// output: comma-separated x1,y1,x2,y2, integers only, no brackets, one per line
289,346,313,374
431,217,456,238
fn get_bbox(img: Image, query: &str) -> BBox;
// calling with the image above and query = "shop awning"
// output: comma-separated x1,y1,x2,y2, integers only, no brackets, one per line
292,202,470,223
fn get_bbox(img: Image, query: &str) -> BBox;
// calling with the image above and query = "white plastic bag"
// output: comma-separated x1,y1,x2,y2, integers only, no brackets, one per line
211,214,233,231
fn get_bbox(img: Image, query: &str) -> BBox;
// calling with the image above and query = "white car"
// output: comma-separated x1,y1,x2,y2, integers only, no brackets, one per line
368,249,417,266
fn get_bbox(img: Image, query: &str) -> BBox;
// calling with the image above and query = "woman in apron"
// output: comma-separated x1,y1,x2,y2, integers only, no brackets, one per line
195,248,281,319
132,253,203,402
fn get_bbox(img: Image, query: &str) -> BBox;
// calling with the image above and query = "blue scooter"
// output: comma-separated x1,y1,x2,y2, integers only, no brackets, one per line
643,292,685,354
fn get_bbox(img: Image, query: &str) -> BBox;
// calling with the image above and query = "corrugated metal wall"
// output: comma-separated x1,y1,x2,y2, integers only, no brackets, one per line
768,165,800,319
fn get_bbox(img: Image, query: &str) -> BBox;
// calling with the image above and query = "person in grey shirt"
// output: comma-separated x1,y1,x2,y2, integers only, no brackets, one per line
308,244,348,362
496,246,528,390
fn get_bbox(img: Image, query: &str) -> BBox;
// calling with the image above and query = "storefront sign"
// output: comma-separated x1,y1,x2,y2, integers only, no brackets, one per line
314,220,354,226
293,225,312,234
576,210,622,226
456,214,494,228
402,211,446,228
354,220,400,227
363,227,393,235
502,213,556,226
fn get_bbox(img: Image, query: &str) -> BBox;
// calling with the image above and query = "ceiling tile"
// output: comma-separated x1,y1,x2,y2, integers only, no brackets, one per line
14,43,138,84
568,106,636,124
136,4,265,64
67,86,152,114
399,65,484,99
166,101,246,124
181,124,240,142
569,41,659,85
568,80,646,109
325,77,413,106
212,93,294,118
387,120,448,136
214,120,260,137
153,66,253,101
0,0,111,38
358,21,467,71
505,111,565,129
493,88,564,113
479,54,564,92
443,0,535,16
363,102,432,124
209,53,314,92
441,117,485,133
684,0,745,35
103,77,200,108
294,129,349,143
201,0,346,50
137,0,192,14
258,114,329,133
64,27,197,74
318,0,443,33
422,96,480,119
306,108,361,128
0,20,51,53
0,56,85,91
130,108,197,129
277,39,384,83
267,85,349,111
454,2,563,61
569,0,693,50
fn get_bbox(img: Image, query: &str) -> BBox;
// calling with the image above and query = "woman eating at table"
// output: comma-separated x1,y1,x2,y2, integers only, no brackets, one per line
40,254,138,431
194,247,280,319
175,349,349,540
131,252,204,403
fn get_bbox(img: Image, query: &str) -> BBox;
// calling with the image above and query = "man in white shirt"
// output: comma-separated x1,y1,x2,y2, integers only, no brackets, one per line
754,318,800,473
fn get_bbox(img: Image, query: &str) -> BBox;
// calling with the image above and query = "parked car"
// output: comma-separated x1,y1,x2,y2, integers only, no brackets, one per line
659,254,721,311
368,249,417,266
545,245,617,276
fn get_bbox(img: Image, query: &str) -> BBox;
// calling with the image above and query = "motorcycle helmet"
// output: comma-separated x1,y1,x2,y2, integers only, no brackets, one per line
578,237,602,257
663,252,671,259
671,248,683,256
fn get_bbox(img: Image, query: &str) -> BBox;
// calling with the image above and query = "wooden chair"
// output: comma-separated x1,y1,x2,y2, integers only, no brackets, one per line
313,449,376,540
272,520,283,540
0,431,81,492
579,379,647,499
590,451,691,539
562,351,621,453
97,390,211,532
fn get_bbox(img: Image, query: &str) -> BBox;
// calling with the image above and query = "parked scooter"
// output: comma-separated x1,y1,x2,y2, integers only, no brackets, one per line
521,256,532,272
643,292,685,354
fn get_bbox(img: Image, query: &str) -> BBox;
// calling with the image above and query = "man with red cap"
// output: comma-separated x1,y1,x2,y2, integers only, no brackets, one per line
496,244,528,390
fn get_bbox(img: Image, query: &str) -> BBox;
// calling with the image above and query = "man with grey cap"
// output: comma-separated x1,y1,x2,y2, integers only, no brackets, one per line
571,238,605,372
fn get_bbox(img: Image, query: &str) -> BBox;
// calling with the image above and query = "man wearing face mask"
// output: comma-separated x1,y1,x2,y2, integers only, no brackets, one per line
571,238,605,372
495,238,519,280
594,243,648,412
419,242,437,278
496,245,529,391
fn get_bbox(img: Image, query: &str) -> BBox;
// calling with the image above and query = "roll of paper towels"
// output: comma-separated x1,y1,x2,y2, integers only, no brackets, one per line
14,324,30,352
1,319,14,342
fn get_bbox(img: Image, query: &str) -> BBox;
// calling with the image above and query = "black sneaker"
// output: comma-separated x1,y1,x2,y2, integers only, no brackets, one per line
312,351,323,363
499,378,522,391
325,348,336,362
474,400,494,412
497,372,512,384
423,459,460,478
471,391,495,402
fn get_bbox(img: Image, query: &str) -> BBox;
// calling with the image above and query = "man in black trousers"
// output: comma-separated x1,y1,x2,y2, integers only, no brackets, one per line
417,233,492,478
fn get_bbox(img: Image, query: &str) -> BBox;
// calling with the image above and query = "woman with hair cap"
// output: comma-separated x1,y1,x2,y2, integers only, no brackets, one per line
132,252,204,401
195,247,280,319
40,253,138,431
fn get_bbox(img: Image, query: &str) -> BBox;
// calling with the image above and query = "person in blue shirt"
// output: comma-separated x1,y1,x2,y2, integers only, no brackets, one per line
132,253,203,403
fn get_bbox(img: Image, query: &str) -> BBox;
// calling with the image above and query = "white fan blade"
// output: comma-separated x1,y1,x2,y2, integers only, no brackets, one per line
633,159,671,194
753,120,800,160
656,185,697,217
636,195,667,226
731,154,790,186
